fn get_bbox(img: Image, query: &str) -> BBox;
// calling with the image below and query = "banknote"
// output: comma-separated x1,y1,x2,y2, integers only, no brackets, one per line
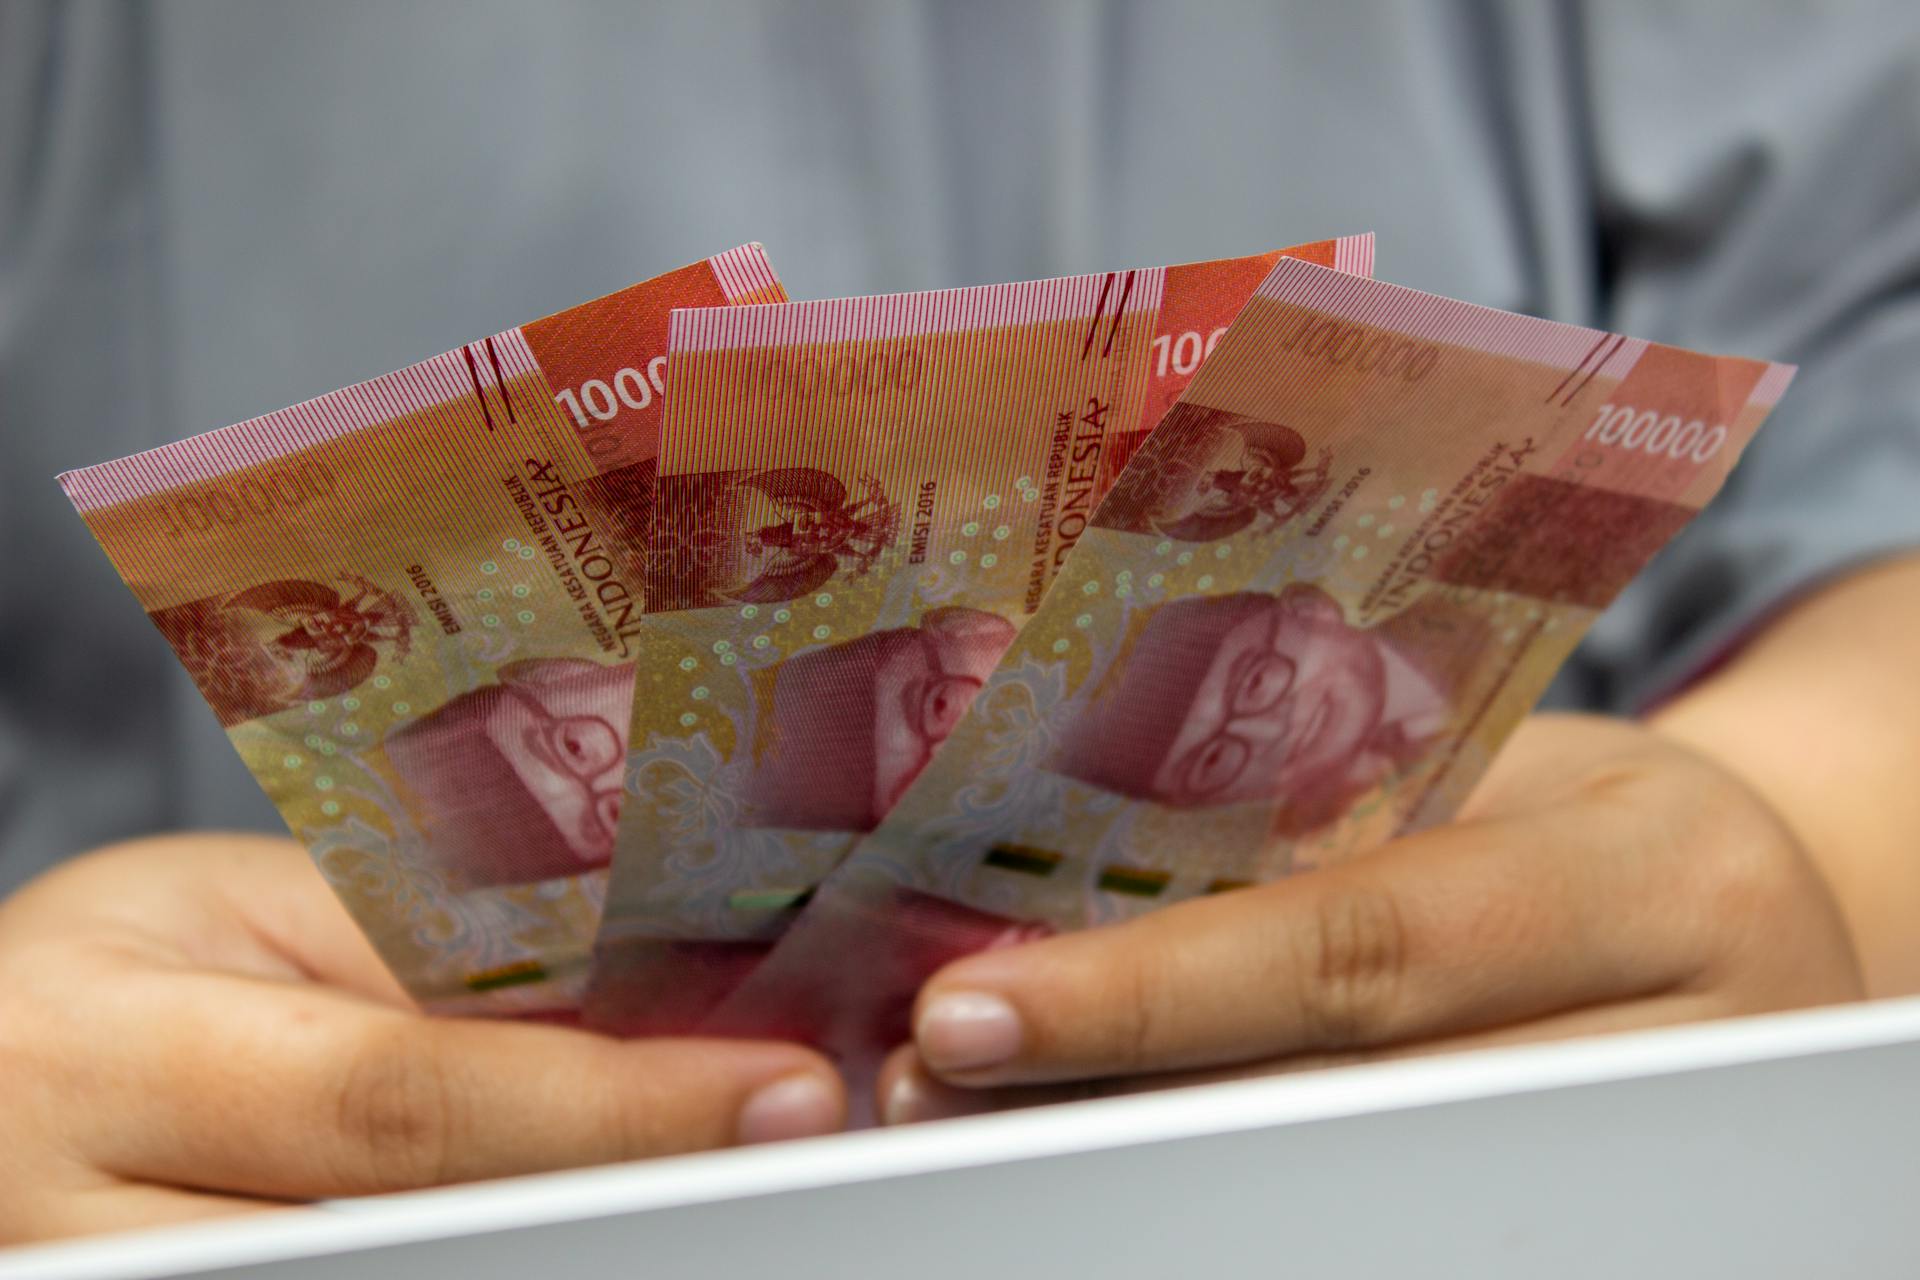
59,246,786,1013
584,237,1377,1034
701,257,1796,1089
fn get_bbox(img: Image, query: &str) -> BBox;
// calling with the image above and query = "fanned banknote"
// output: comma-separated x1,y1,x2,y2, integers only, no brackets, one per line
585,238,1377,1034
701,257,1796,1091
60,246,786,1013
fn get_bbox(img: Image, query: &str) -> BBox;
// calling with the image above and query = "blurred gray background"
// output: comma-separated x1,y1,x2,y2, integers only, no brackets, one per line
3,0,1917,895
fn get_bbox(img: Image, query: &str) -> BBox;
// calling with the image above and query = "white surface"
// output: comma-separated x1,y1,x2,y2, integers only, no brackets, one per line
7,997,1919,1279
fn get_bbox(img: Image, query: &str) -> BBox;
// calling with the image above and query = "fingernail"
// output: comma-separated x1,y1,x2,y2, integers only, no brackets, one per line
917,991,1023,1073
882,1070,934,1126
882,1068,992,1126
736,1072,841,1146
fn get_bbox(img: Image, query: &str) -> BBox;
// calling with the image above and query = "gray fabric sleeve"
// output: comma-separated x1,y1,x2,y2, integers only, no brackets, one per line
0,2,192,893
1559,0,1920,711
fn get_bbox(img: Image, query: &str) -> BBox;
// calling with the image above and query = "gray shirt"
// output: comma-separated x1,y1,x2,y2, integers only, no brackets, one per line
4,0,1918,895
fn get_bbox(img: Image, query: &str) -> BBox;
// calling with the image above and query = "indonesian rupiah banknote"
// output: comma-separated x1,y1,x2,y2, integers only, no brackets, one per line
584,237,1377,1034
59,246,786,1013
701,257,1796,1092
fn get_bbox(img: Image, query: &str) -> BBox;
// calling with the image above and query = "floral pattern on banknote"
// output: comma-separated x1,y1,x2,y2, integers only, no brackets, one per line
624,728,845,938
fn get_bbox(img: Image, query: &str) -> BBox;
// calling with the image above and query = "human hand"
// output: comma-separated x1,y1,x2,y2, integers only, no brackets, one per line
881,713,1863,1122
0,835,844,1244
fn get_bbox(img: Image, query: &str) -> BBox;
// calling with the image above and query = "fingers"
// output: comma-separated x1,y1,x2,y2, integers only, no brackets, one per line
0,837,845,1240
884,991,1731,1126
911,795,1706,1088
2,833,411,1005
77,969,845,1201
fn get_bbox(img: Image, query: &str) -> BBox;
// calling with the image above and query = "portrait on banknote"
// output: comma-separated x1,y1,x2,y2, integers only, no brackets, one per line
385,656,635,887
744,606,1017,831
1052,585,1474,836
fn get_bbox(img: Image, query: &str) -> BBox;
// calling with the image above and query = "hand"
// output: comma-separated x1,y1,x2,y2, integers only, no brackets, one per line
0,835,845,1244
881,713,1863,1123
